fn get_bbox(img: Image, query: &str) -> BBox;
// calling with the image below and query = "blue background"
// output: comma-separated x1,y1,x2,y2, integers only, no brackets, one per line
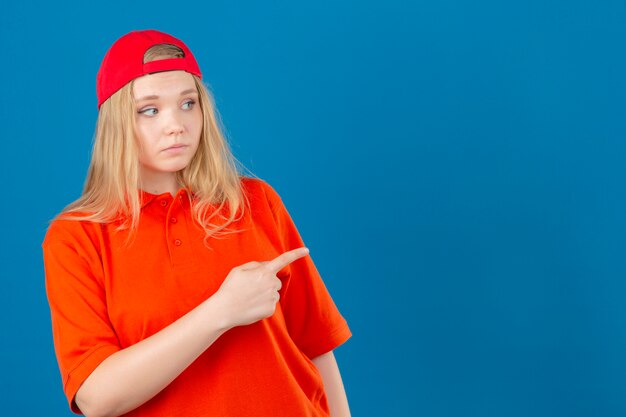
2,1,626,416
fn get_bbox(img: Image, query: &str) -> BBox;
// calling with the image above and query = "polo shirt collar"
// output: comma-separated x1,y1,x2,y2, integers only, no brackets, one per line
139,188,193,208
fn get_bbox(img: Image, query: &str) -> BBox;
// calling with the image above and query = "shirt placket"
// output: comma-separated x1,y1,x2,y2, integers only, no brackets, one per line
160,192,196,270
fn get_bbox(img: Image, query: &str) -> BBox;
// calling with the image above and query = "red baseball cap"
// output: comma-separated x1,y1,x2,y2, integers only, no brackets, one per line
96,29,203,109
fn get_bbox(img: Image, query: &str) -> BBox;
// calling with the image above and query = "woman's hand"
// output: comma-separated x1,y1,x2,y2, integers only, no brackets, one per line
216,247,309,328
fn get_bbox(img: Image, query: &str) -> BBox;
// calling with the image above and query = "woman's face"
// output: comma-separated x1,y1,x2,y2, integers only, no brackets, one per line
132,70,203,184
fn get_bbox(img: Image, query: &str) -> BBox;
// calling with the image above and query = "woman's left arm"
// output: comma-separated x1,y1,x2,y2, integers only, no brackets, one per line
311,351,351,417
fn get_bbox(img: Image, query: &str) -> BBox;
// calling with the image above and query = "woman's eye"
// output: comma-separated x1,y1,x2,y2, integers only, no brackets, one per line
139,108,157,116
137,101,194,116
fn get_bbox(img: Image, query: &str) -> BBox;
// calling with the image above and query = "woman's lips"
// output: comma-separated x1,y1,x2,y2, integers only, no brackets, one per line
162,144,188,154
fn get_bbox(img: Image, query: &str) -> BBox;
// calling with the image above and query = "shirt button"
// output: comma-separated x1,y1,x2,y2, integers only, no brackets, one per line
174,239,182,246
171,217,178,224
160,200,168,207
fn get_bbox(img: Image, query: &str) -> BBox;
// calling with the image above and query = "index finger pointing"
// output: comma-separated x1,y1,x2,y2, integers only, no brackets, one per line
266,247,310,273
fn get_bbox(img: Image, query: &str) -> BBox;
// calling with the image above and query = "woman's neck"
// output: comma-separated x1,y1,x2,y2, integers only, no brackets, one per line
139,170,182,196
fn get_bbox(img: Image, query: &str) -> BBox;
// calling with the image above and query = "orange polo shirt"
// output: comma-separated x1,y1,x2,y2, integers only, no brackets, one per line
43,177,351,416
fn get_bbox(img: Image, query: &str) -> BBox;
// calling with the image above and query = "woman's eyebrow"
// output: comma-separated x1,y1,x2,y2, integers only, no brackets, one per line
135,88,198,102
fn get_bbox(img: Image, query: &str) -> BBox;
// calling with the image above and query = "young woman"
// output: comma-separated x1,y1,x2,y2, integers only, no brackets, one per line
43,29,352,417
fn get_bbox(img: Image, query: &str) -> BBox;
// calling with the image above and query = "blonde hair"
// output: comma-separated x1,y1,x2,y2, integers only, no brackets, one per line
59,43,252,243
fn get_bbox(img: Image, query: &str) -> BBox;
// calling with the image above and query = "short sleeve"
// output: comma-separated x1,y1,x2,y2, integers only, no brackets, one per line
43,221,121,414
262,182,352,359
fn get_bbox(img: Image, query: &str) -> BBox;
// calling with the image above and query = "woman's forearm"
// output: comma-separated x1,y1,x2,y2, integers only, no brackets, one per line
312,351,351,417
75,294,233,417
76,248,308,417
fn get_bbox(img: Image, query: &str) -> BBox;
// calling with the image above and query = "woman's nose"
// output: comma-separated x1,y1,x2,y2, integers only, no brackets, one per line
164,111,184,135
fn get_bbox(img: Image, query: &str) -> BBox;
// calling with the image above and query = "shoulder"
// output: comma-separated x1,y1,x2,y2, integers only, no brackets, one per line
42,212,105,250
240,176,284,210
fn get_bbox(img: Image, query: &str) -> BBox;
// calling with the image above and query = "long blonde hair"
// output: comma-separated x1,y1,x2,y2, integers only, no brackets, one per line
59,43,251,243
